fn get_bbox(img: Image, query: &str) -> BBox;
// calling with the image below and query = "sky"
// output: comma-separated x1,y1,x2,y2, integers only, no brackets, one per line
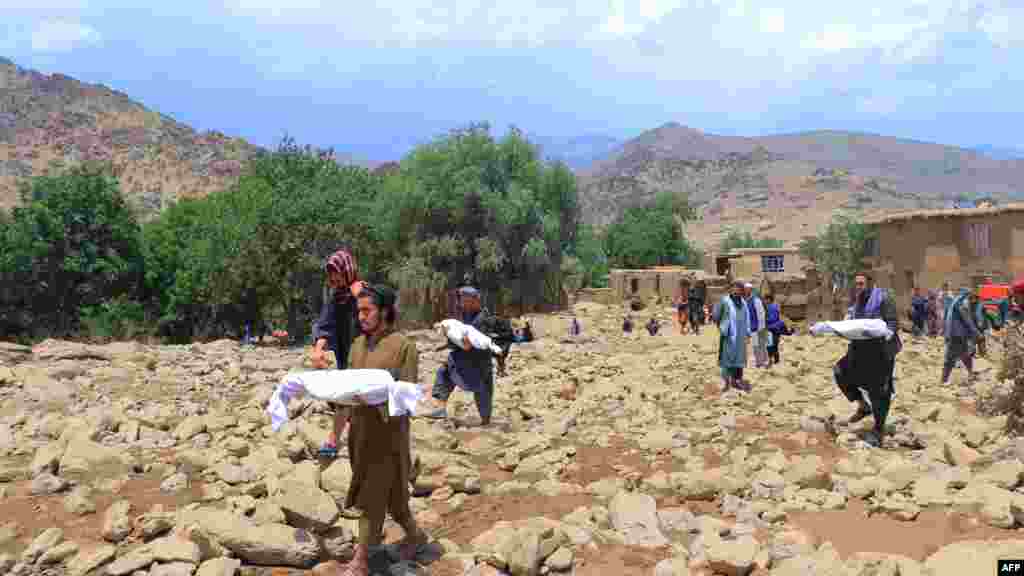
2,0,1021,161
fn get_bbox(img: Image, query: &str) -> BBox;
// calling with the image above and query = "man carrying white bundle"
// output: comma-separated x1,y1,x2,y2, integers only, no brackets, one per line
426,284,496,426
834,272,901,448
315,283,428,576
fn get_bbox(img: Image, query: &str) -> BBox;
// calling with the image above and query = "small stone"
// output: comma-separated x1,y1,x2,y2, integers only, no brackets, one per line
545,546,573,572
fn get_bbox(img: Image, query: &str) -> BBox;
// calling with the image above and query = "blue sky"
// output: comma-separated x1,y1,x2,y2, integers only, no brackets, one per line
2,1,1021,161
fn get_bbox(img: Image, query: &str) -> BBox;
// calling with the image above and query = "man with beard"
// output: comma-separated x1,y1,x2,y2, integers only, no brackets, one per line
717,280,751,391
426,285,496,426
321,284,427,576
837,272,901,447
942,287,981,385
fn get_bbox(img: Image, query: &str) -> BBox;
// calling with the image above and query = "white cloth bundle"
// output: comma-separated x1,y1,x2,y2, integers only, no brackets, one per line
266,369,424,431
436,319,502,355
810,319,893,340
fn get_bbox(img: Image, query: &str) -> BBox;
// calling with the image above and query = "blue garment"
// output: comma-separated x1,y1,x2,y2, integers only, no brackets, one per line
765,303,785,334
746,298,760,332
718,295,750,370
944,293,979,339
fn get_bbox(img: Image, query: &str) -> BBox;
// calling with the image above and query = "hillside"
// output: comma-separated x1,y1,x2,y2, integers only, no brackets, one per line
579,123,1024,247
0,57,261,216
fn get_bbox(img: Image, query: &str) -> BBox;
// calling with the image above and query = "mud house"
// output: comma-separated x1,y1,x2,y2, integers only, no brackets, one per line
705,247,809,283
607,267,727,303
863,203,1024,313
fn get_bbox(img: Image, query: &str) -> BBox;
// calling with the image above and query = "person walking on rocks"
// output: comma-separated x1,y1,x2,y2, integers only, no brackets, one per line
910,287,928,338
927,289,941,337
325,284,427,576
675,290,690,335
836,272,901,447
310,248,367,459
764,293,791,365
998,275,1024,381
744,283,768,368
942,287,980,385
426,285,496,426
689,281,705,335
716,280,751,391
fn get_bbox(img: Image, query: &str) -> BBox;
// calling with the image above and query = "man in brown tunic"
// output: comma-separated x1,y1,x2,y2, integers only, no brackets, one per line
332,284,427,576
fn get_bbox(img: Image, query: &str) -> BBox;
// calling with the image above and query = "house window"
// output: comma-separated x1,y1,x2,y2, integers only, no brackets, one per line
630,278,639,294
761,255,785,273
864,237,880,257
966,222,992,258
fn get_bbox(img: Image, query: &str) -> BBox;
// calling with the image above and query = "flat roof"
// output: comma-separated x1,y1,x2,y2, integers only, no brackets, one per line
865,203,1024,225
721,247,800,256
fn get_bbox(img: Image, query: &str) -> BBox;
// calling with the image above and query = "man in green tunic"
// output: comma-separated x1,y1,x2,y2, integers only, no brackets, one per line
331,284,427,576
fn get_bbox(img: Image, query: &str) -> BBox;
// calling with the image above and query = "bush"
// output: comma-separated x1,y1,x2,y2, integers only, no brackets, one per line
79,296,147,341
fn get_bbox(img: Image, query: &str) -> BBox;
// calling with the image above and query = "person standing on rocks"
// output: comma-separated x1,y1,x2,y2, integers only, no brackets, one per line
328,283,427,576
426,285,496,426
998,275,1024,381
927,289,941,337
910,287,928,338
743,283,768,368
716,280,750,391
837,272,901,447
675,290,690,335
942,287,980,385
971,288,991,358
310,248,367,459
764,293,791,365
689,281,705,335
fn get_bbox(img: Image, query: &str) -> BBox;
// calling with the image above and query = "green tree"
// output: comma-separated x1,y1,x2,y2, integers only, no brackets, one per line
719,228,784,251
604,191,700,269
797,212,874,287
0,164,142,336
380,123,579,314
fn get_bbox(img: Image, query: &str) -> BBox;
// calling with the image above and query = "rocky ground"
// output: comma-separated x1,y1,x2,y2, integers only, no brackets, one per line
2,301,1024,576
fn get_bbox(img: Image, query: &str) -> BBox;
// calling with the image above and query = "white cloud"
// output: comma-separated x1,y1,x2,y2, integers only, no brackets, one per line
30,19,102,53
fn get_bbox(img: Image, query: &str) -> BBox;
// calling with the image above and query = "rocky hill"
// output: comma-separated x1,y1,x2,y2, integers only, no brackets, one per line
0,57,260,217
579,123,1024,247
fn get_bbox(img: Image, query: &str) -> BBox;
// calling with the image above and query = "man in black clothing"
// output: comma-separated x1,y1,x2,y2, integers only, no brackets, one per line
426,285,496,426
835,272,901,447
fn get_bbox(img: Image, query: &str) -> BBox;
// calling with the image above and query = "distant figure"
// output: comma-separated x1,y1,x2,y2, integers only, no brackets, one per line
623,315,634,333
927,290,941,336
764,293,792,365
646,317,660,336
689,282,706,334
521,321,534,342
675,291,690,335
569,316,581,337
942,288,980,385
716,280,751,391
910,287,928,337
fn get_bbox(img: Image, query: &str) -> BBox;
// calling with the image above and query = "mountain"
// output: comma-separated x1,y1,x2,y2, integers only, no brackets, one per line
578,123,1024,247
973,144,1024,160
529,132,623,169
0,56,264,216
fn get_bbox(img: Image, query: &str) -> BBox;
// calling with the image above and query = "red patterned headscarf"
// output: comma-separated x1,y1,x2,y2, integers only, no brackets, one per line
325,249,358,303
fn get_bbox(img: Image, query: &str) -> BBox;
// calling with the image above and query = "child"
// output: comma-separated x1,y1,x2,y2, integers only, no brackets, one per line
676,293,690,335
764,293,792,365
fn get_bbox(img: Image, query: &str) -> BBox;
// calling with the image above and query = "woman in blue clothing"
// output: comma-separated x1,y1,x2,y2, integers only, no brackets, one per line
763,293,791,365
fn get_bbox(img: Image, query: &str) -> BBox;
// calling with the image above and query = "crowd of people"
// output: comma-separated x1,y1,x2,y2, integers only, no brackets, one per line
302,245,1024,575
